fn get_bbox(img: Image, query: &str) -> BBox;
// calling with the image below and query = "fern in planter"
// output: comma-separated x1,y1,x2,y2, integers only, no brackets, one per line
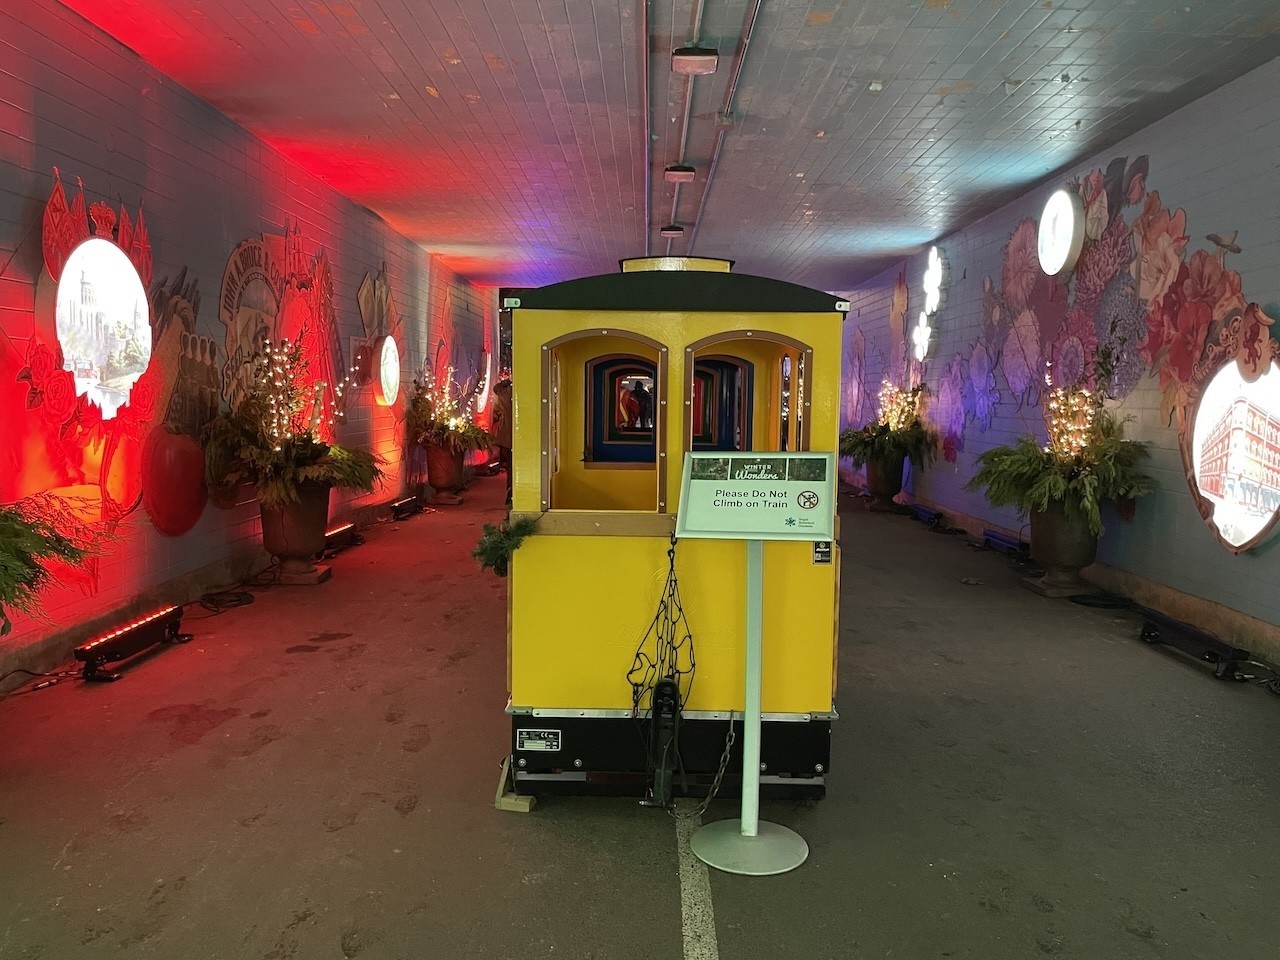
966,405,1151,537
839,383,934,467
473,516,537,576
0,494,93,636
202,338,382,508
405,368,492,454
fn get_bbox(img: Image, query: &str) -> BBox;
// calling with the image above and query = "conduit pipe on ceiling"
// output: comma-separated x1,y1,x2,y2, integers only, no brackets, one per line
666,0,710,255
642,0,653,256
689,0,763,253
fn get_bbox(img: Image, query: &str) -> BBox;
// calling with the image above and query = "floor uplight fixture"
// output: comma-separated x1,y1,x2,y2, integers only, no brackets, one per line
73,605,189,682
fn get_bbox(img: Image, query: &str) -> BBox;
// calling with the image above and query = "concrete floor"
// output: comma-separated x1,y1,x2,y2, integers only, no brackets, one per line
2,474,1279,960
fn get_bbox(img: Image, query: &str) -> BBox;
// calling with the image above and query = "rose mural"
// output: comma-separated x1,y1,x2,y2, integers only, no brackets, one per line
960,152,1278,551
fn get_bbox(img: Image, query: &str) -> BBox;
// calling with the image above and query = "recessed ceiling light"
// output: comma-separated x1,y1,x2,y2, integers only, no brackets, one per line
672,46,719,75
664,164,697,183
660,224,684,238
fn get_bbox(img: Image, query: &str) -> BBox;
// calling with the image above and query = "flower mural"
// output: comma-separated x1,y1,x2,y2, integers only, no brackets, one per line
961,151,1278,551
932,353,967,463
842,327,867,430
965,341,999,434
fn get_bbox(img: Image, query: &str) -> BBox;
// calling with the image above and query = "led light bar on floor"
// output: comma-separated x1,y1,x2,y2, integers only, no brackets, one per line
322,521,358,555
73,605,189,682
390,495,422,521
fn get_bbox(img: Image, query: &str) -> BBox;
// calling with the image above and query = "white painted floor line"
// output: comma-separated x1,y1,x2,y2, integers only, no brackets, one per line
675,800,721,960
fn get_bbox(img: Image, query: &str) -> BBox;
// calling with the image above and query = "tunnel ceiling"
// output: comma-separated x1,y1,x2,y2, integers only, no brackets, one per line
57,0,1280,292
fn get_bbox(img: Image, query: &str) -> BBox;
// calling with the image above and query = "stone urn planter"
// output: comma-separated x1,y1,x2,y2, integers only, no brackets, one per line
1025,499,1098,597
425,442,466,499
260,481,332,584
865,451,907,511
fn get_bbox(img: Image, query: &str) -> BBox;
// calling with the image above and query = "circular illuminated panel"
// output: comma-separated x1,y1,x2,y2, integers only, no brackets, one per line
373,334,400,406
1190,361,1280,551
1037,188,1085,276
55,237,151,420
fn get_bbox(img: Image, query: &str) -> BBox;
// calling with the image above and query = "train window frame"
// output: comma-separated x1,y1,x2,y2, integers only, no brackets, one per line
691,355,754,452
539,329,669,513
683,331,814,453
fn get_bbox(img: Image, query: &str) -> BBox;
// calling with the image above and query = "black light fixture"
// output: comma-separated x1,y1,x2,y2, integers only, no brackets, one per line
73,605,189,682
671,45,718,75
664,164,697,183
390,495,423,521
321,521,359,556
660,224,685,238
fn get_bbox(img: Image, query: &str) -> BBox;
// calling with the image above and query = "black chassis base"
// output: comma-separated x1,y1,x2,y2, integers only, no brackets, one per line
510,714,830,799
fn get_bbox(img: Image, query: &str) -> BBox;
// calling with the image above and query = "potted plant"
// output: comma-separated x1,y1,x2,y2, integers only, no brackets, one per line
967,382,1151,596
839,382,934,509
202,338,381,583
0,494,93,636
405,367,491,500
473,516,537,577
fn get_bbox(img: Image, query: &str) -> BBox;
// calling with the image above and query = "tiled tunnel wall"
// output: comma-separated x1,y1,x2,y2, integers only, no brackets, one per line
0,1,492,656
842,55,1280,634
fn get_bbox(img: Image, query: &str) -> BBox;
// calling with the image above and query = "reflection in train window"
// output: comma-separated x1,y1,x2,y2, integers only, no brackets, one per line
692,356,753,452
585,354,657,463
685,335,809,454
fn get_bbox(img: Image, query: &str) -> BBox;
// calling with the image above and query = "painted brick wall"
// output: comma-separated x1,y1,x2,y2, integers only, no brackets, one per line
0,0,491,646
843,55,1280,629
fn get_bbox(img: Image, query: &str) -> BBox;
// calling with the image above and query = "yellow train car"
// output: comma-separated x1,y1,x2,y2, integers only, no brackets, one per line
506,257,845,799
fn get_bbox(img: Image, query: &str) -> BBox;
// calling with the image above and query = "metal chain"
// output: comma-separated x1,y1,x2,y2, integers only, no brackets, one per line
669,719,736,821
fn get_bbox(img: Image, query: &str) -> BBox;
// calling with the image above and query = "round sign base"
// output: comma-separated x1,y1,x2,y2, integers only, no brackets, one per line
690,819,808,876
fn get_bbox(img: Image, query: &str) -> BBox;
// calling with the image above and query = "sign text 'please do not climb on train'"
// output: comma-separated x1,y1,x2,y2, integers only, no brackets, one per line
675,451,836,542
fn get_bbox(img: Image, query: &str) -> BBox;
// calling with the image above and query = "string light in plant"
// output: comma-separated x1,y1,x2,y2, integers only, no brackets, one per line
877,381,922,431
254,336,357,447
1043,360,1099,458
406,364,490,451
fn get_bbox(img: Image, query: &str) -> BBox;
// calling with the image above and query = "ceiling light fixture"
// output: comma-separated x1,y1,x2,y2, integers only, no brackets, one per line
664,164,697,183
660,224,685,238
672,45,719,75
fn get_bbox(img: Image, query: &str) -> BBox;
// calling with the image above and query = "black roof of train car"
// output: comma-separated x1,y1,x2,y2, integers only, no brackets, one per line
515,269,845,314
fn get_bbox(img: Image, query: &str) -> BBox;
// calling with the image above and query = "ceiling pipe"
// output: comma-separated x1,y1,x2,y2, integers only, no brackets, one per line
666,0,710,254
689,0,763,254
641,0,653,256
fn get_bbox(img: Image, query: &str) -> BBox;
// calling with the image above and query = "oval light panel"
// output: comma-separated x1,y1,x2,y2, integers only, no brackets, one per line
1190,360,1280,551
373,334,400,406
55,237,151,420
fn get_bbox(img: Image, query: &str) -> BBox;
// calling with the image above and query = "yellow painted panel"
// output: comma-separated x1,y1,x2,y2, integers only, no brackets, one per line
509,303,844,714
510,533,837,713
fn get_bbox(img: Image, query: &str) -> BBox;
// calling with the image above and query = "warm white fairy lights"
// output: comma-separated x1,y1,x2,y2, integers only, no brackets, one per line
256,337,359,448
1043,362,1098,458
877,380,922,431
409,364,483,441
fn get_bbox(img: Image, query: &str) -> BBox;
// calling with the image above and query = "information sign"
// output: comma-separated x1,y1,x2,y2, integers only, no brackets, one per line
675,451,836,541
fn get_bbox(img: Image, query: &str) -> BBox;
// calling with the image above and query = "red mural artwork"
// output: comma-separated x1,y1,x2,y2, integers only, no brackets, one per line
0,172,166,598
219,225,347,444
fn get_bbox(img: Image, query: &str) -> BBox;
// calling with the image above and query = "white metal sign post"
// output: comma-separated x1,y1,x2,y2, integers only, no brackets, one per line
675,451,836,876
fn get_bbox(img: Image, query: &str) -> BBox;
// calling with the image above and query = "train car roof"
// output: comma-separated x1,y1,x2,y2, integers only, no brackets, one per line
515,269,845,314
